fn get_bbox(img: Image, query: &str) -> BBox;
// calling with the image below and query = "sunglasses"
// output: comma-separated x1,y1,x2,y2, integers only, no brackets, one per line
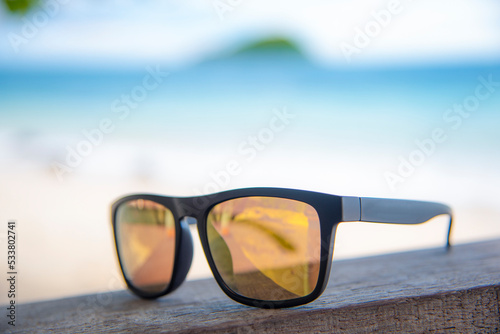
111,188,452,308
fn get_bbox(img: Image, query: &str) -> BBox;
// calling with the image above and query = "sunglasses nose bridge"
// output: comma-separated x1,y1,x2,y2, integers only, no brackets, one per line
168,216,194,293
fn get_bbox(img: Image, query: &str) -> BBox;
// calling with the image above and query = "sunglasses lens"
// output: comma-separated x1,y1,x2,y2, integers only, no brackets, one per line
115,199,176,294
207,196,321,301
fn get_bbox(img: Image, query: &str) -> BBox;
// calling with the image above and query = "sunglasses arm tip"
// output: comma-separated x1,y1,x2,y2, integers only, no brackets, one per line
446,215,453,251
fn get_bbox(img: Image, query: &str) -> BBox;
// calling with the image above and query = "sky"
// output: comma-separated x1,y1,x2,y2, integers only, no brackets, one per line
0,0,499,69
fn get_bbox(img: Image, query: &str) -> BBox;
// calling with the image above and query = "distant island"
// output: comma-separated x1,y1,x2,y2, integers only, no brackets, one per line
209,36,307,64
233,37,303,56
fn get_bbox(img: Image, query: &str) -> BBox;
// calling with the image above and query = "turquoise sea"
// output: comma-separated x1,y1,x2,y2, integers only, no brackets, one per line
1,52,499,177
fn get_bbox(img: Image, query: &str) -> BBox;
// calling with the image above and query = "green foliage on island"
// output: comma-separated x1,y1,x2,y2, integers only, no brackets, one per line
233,37,303,56
2,0,38,13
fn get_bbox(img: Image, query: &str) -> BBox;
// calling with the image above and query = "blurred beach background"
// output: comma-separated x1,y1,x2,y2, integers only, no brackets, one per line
0,0,499,304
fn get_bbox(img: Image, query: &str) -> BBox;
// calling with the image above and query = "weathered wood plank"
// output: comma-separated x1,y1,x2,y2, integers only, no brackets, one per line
3,239,500,333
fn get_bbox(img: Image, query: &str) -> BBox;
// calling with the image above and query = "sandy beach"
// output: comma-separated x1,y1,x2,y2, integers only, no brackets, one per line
1,164,498,305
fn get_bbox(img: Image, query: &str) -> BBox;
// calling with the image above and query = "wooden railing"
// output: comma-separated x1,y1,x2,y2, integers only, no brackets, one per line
3,239,499,333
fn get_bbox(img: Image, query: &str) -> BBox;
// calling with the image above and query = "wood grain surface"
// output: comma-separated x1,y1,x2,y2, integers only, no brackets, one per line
3,239,499,333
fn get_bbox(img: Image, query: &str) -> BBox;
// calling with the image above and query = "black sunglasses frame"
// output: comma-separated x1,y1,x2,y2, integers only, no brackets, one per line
111,187,452,309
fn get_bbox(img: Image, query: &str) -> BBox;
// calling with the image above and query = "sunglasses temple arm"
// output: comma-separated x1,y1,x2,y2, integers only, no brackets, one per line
183,217,198,225
341,196,453,249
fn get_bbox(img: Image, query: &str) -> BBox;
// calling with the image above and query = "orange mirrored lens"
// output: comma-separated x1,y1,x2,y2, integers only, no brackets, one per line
116,199,176,294
207,197,321,301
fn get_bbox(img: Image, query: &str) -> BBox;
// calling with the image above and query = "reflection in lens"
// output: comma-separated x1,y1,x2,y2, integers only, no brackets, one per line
116,199,176,294
207,197,321,301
